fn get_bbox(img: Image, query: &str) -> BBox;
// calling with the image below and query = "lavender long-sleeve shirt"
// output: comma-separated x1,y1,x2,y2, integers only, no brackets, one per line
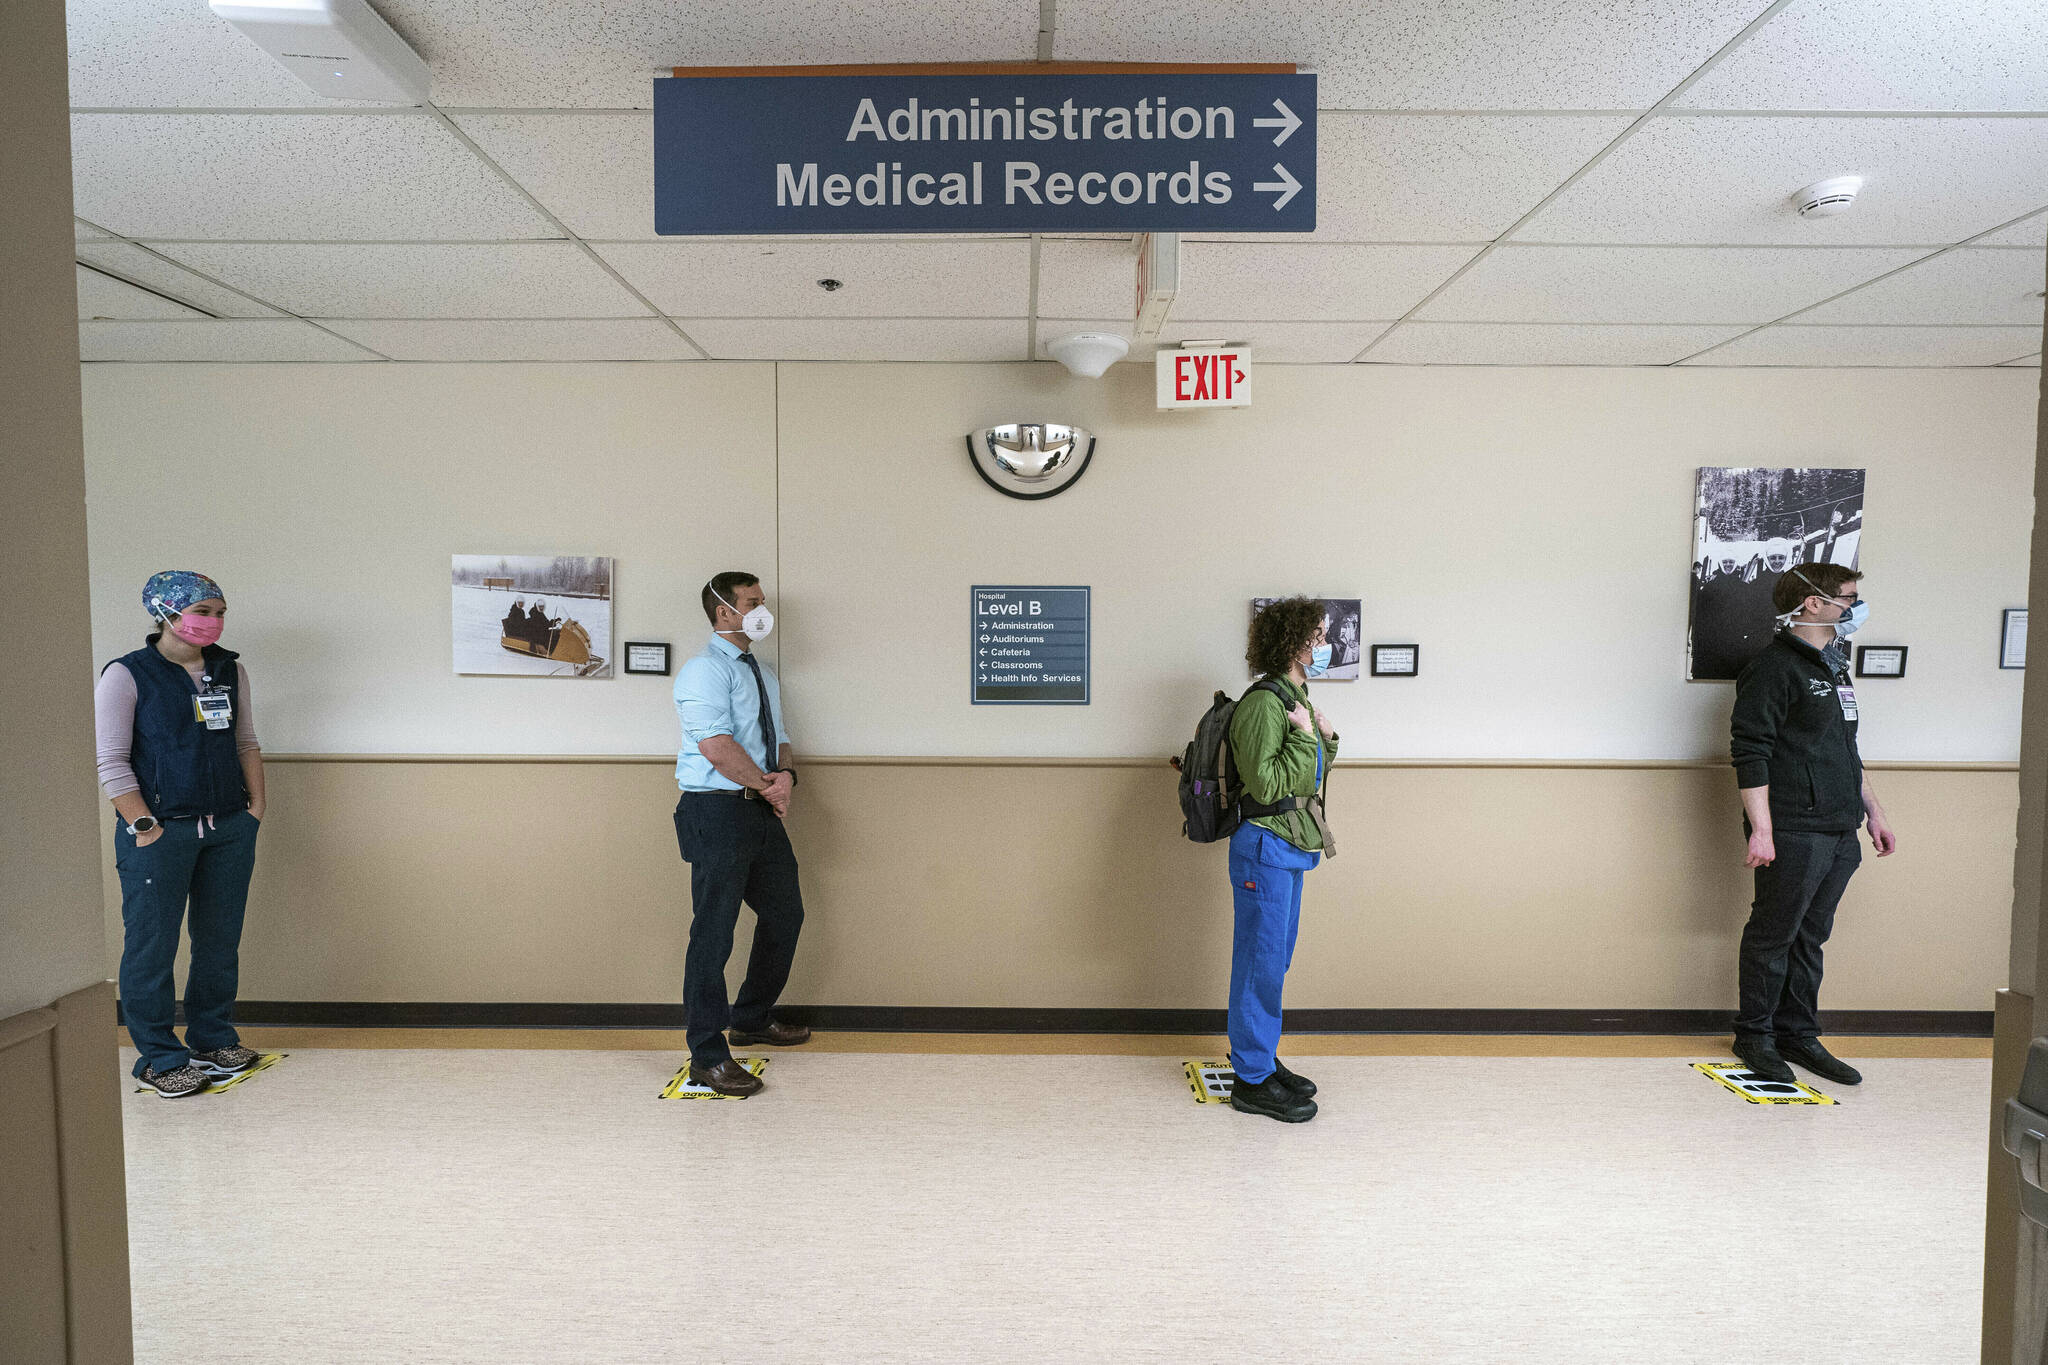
94,659,259,800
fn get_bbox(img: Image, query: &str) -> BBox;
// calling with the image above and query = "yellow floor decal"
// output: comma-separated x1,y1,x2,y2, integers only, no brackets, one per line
1184,1059,1235,1105
1692,1061,1836,1105
134,1052,287,1097
659,1056,768,1100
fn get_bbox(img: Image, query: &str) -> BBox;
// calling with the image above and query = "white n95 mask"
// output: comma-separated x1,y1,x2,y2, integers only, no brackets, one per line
711,585,775,641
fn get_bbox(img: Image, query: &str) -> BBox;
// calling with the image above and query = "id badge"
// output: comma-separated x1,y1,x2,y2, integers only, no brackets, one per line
1837,685,1859,721
194,690,234,731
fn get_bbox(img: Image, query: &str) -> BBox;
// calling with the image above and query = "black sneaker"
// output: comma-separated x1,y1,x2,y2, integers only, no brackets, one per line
1229,1072,1317,1123
189,1045,260,1078
138,1064,212,1098
1271,1058,1317,1099
1778,1038,1862,1086
1731,1034,1795,1084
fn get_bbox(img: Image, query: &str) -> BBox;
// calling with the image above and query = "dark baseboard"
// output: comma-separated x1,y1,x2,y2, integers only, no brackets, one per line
122,1001,1994,1037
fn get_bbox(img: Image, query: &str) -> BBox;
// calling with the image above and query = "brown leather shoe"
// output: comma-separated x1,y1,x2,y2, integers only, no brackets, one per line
690,1059,763,1097
728,1020,811,1047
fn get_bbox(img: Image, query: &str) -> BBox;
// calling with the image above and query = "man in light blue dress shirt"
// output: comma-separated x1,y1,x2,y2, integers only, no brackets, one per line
670,571,809,1097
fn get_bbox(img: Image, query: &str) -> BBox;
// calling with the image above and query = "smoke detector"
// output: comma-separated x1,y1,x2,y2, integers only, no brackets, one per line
1793,176,1864,219
1046,332,1129,378
210,0,429,105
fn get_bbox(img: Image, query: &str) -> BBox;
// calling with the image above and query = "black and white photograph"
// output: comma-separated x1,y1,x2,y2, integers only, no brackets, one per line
1252,596,1363,681
452,554,614,678
1687,467,1865,682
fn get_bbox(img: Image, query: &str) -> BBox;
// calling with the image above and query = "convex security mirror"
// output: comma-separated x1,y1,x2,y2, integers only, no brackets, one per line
966,423,1097,501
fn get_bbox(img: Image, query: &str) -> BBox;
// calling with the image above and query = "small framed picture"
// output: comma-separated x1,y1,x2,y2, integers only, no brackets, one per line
1370,644,1420,677
1855,646,1907,679
2003,608,2028,670
624,641,671,676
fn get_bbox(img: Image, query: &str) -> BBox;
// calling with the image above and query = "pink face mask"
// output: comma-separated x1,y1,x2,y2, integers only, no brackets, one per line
169,613,225,646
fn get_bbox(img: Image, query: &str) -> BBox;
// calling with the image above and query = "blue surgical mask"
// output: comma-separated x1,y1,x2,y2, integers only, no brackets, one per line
1306,642,1333,678
1834,599,1868,639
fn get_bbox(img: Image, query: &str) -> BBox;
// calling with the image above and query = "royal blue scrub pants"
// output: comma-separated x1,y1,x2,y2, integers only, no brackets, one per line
114,810,260,1078
1227,822,1320,1084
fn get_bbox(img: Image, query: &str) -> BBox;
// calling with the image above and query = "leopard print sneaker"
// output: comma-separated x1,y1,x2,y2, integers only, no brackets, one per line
139,1064,213,1098
189,1045,259,1078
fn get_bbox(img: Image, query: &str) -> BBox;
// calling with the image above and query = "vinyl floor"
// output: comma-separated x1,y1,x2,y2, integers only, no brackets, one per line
121,1043,1989,1364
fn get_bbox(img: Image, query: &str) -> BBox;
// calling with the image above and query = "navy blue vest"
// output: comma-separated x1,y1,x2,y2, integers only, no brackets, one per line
109,639,248,820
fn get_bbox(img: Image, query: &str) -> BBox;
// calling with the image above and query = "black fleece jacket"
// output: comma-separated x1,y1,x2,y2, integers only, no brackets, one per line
1729,630,1865,833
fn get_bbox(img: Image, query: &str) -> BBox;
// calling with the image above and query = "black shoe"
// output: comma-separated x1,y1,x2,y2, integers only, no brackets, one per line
1778,1037,1862,1086
1229,1073,1317,1123
1271,1058,1317,1099
1731,1035,1795,1084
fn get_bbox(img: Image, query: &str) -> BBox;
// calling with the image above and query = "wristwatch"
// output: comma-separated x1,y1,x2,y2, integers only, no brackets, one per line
127,816,160,836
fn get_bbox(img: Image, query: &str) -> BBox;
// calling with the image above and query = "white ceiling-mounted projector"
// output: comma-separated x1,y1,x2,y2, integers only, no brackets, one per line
1046,332,1130,378
1793,176,1864,219
210,0,430,105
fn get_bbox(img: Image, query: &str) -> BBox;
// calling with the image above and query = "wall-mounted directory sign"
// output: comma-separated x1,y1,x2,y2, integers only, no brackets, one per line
972,586,1090,704
655,70,1315,235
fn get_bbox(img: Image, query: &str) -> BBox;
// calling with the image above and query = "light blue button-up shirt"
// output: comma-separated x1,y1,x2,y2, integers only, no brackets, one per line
673,633,791,791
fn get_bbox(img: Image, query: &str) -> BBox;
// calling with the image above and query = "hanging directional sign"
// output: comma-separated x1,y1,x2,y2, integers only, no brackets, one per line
655,67,1315,235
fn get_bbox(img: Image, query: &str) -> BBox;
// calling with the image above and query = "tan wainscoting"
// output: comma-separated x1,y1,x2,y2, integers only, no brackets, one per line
102,757,2014,1013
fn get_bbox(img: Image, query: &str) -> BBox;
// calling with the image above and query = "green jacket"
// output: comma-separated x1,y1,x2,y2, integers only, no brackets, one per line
1229,674,1337,852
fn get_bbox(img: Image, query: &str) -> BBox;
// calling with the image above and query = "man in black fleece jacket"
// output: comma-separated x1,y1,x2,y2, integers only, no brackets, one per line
1728,562,1897,1086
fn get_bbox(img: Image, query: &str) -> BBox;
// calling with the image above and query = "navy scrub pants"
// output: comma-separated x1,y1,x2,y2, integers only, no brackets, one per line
673,791,807,1069
1226,822,1320,1084
114,810,260,1077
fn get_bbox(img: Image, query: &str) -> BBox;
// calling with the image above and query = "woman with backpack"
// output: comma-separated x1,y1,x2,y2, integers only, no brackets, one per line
1226,596,1338,1122
96,571,266,1097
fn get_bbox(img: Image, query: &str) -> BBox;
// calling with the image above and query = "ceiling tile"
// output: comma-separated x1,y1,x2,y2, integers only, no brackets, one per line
1680,0,2048,111
78,320,378,362
1191,114,1632,243
318,318,697,361
374,0,1038,108
1036,239,1137,319
1417,243,1924,322
1053,0,1767,110
1683,324,2046,366
1793,247,2048,324
75,220,112,240
1978,213,2048,247
75,265,206,320
66,0,391,109
594,240,1031,316
151,243,649,319
71,113,556,240
1365,321,1748,364
2005,352,2042,366
1169,243,1482,320
1516,116,2048,246
74,243,283,317
453,113,652,240
682,317,1025,362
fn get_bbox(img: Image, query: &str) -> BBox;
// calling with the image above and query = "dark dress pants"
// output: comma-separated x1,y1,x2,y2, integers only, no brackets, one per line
1735,827,1861,1041
673,792,806,1068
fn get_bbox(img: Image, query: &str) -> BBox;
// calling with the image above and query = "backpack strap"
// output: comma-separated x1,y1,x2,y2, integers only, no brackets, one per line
1237,677,1302,818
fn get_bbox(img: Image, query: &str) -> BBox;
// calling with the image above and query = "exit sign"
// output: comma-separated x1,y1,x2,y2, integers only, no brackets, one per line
1156,346,1251,409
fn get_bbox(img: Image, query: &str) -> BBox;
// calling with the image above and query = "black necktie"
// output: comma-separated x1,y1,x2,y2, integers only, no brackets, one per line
739,652,779,774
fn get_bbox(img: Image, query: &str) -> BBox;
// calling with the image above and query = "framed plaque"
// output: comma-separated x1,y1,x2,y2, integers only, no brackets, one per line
624,641,672,676
2004,609,2028,670
1370,644,1420,677
1855,646,1906,679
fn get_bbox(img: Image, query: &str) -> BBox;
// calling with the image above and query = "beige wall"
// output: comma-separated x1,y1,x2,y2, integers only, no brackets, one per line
106,757,2012,1012
3,0,133,1359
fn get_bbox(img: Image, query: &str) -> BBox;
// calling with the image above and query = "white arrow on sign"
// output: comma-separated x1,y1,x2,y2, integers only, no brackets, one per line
1253,162,1301,211
1251,99,1302,147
